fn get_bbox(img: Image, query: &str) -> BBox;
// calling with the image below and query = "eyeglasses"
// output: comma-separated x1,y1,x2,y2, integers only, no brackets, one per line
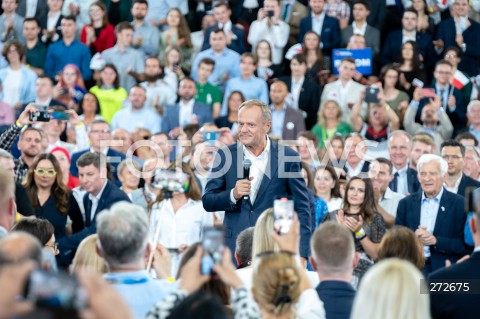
441,155,462,161
91,129,110,134
445,54,458,59
45,242,58,253
34,169,57,177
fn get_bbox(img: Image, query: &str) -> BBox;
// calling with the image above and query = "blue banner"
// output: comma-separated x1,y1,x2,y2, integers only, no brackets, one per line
332,48,372,76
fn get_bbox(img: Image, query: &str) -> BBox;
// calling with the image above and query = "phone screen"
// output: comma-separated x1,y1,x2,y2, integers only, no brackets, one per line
51,111,70,121
203,131,219,146
24,270,88,311
421,88,436,98
201,226,225,275
365,86,380,104
273,198,294,235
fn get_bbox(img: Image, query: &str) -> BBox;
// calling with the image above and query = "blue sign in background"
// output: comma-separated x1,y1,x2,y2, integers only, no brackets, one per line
332,48,372,76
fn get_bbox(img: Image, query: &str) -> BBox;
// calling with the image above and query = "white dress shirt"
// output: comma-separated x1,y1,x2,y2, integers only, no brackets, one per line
392,164,409,195
444,173,463,194
179,99,195,128
88,181,108,222
230,137,271,205
379,187,405,217
345,160,366,178
290,76,304,110
352,21,367,35
420,188,443,257
26,0,38,18
149,198,213,277
311,12,325,36
402,30,417,44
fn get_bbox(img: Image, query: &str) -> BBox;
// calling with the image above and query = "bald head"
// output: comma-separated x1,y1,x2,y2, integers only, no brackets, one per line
0,232,42,265
270,81,289,107
0,167,16,231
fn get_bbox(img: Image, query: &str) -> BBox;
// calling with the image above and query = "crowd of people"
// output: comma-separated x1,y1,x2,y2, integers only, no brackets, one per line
0,0,480,318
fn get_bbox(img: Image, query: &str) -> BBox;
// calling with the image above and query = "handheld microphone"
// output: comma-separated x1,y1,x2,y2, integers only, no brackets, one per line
243,159,252,203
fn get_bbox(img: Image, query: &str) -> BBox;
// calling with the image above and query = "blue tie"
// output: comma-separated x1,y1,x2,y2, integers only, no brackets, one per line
391,172,399,192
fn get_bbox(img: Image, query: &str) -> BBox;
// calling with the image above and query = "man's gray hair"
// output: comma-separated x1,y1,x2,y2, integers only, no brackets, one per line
0,149,13,160
388,130,412,146
97,201,149,268
467,100,480,113
238,99,272,123
417,154,448,176
235,227,254,265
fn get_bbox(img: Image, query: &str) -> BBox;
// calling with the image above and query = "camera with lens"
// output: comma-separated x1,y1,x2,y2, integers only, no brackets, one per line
151,169,189,198
29,105,51,122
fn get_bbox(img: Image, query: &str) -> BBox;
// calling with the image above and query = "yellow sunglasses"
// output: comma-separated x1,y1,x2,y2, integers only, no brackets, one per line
34,169,57,177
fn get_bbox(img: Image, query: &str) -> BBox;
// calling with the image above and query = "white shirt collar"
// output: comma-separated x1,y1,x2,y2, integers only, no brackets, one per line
393,164,409,174
444,173,463,192
382,187,395,200
243,136,271,160
352,21,367,35
402,30,416,42
89,180,108,202
311,11,325,22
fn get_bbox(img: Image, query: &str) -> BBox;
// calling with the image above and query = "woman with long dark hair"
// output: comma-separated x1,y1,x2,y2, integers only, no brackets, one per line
325,177,386,285
395,41,428,98
301,31,330,85
380,64,410,123
23,153,70,239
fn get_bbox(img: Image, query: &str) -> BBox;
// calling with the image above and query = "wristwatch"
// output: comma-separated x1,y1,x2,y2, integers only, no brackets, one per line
355,228,367,240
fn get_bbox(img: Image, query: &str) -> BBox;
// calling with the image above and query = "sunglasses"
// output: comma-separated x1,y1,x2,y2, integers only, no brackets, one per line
34,169,57,177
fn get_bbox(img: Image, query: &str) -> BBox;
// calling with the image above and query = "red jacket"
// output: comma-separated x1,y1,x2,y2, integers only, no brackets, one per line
80,24,116,53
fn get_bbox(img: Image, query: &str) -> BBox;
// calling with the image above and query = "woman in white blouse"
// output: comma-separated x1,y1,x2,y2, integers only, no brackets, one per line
149,162,213,277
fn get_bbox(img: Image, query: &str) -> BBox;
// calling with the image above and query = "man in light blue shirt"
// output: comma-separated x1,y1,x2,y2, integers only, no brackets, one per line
111,85,162,134
130,0,160,56
191,29,241,88
97,202,176,319
220,53,269,116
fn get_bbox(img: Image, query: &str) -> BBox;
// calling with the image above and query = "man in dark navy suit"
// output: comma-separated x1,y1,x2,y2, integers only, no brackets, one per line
203,100,311,263
388,131,421,196
434,0,480,76
441,140,480,197
298,0,340,56
59,152,130,267
311,222,358,319
343,133,370,178
381,9,433,67
396,154,468,276
202,2,245,54
428,199,480,319
70,119,126,185
414,60,467,136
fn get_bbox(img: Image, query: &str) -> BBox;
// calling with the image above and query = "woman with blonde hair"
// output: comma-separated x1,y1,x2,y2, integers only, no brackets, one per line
236,208,319,290
71,234,107,274
351,258,431,319
311,98,352,149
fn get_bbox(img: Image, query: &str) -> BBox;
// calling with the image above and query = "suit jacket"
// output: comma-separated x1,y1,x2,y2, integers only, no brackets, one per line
280,106,305,140
59,180,130,266
343,160,370,177
381,30,433,66
279,0,308,46
436,18,480,76
395,189,469,271
321,79,366,123
389,167,421,195
366,0,386,30
202,140,312,258
202,23,246,54
17,0,48,23
162,102,214,134
415,85,467,135
341,24,381,57
457,174,480,198
39,13,64,44
279,75,321,129
70,148,126,185
428,252,480,319
316,281,356,319
298,15,341,54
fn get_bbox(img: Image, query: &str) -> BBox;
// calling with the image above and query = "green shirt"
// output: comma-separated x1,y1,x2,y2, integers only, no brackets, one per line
26,41,47,69
89,85,128,123
195,82,222,110
312,122,352,148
